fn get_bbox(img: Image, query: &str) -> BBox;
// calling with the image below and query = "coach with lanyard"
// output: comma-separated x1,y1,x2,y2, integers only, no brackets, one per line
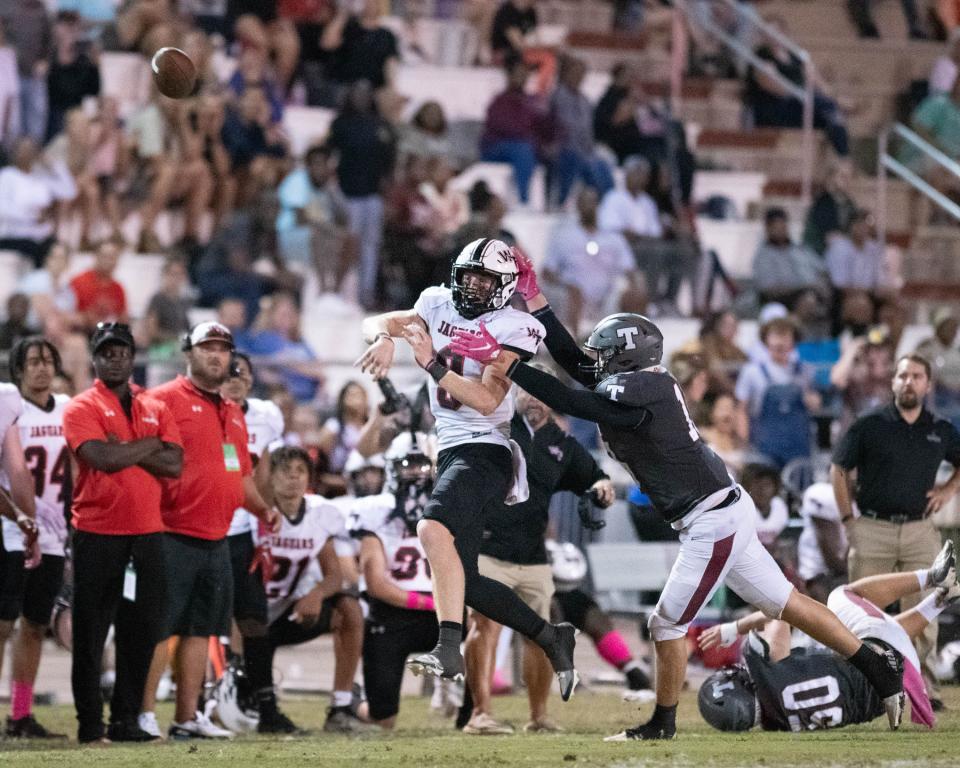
147,322,279,740
832,352,960,710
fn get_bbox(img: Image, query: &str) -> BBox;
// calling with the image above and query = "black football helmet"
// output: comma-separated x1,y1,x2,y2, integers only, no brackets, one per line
581,313,663,383
385,433,435,535
698,666,759,732
450,238,519,319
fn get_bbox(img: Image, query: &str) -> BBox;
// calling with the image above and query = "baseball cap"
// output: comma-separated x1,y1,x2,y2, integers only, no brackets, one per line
90,322,135,354
186,321,235,350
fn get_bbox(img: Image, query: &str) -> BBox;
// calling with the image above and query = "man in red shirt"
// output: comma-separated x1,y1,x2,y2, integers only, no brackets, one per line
147,321,278,740
62,322,182,744
69,240,128,333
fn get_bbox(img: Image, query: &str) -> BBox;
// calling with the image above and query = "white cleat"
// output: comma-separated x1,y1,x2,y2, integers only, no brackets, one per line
884,692,905,731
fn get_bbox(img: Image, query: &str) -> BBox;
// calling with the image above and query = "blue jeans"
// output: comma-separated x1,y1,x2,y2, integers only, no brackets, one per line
481,140,537,204
20,75,47,144
346,195,384,309
550,148,615,207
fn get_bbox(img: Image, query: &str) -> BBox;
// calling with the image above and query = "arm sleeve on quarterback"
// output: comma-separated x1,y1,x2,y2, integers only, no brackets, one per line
509,362,647,428
531,306,596,386
495,312,546,361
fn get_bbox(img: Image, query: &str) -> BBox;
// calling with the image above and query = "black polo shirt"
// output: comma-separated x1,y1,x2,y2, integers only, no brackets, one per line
481,414,606,565
832,404,960,519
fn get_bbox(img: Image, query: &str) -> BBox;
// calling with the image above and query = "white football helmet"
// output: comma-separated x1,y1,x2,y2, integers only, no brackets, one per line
545,539,588,592
344,450,387,497
450,238,519,319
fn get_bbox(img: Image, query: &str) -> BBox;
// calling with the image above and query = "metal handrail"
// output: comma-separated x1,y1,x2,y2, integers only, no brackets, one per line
671,0,815,203
877,122,960,246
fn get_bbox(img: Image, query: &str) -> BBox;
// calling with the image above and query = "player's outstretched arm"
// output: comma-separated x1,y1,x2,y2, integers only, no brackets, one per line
356,310,428,379
403,323,515,416
508,361,646,428
512,248,596,387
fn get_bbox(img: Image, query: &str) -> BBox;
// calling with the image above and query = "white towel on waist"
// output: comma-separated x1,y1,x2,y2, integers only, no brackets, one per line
504,438,529,506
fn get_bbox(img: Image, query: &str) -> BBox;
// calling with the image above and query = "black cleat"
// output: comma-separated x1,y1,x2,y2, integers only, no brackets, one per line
604,722,676,741
539,622,579,701
927,540,956,589
258,707,302,735
6,715,67,739
106,720,159,743
407,645,465,681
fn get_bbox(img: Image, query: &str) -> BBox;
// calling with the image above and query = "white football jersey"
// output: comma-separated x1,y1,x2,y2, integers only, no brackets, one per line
0,383,22,451
253,494,345,624
228,398,285,537
413,286,544,451
350,492,433,594
2,394,70,556
328,495,363,559
797,482,846,581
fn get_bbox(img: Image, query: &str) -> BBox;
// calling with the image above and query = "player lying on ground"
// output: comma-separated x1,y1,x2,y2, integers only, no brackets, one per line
240,446,373,734
349,434,441,729
449,251,905,740
356,238,577,700
698,540,958,731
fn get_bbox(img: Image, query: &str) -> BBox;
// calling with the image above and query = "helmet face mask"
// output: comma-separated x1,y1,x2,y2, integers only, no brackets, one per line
390,452,434,535
698,665,759,732
450,238,518,319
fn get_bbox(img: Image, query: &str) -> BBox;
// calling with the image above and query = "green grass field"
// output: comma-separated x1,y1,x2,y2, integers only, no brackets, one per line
2,687,959,767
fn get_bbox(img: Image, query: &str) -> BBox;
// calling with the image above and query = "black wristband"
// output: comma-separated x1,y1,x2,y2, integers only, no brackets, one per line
506,358,520,377
424,356,449,383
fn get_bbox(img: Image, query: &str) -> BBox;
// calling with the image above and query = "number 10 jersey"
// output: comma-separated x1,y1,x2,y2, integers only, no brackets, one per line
413,286,545,452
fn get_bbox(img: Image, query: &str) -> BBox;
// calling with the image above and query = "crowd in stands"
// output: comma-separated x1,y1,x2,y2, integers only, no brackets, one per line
0,3,959,528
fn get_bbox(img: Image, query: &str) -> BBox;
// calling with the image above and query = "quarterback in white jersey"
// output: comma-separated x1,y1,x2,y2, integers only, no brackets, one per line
356,238,579,698
241,446,372,735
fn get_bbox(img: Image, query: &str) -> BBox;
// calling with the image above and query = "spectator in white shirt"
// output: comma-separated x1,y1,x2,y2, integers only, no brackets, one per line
599,155,675,311
930,28,960,95
542,187,644,335
825,210,895,299
0,137,76,267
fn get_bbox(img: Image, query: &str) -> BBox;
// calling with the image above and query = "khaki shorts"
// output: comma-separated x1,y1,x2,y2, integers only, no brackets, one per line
477,554,555,620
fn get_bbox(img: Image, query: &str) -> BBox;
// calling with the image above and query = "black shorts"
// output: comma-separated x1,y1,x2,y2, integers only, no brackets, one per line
424,443,512,571
552,588,598,632
267,595,342,647
227,533,268,625
0,553,65,626
362,598,439,721
162,533,233,638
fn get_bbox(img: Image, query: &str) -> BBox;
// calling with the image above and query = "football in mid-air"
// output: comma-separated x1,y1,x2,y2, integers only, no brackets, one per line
151,47,197,99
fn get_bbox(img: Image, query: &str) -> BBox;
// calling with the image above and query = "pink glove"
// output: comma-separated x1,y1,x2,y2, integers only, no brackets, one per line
450,320,502,364
512,247,541,301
